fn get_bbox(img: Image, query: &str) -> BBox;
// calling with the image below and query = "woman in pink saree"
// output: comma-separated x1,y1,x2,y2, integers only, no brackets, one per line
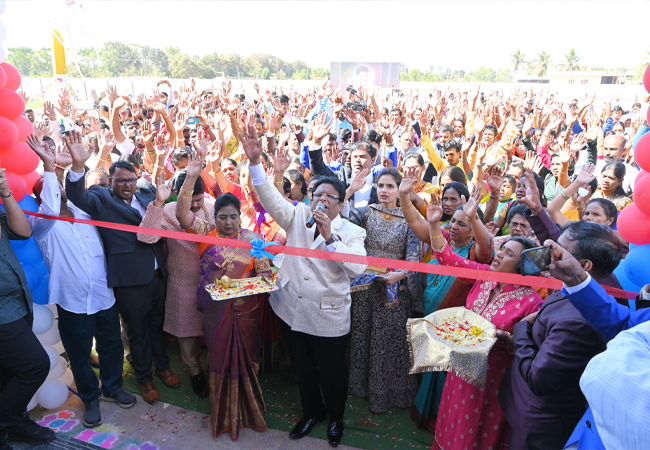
177,154,272,440
425,191,543,450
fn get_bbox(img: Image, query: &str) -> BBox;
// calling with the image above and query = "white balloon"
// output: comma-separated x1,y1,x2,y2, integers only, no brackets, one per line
59,368,74,387
0,20,6,44
36,380,69,410
37,323,60,346
52,341,65,355
42,345,58,371
0,44,5,64
32,304,54,335
27,395,39,412
44,303,58,319
0,1,6,16
46,356,67,381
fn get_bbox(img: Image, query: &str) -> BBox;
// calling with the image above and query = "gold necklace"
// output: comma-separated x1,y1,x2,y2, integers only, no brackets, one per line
217,230,239,271
382,211,392,220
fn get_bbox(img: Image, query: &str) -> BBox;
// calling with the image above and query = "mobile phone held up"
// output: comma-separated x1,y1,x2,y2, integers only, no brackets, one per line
186,116,200,125
346,86,358,96
520,246,552,277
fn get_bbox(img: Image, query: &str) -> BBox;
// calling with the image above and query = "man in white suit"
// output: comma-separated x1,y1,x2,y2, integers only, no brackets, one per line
240,122,367,447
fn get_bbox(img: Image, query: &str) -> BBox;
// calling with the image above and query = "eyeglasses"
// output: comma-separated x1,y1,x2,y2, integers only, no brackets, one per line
313,193,339,201
112,178,138,186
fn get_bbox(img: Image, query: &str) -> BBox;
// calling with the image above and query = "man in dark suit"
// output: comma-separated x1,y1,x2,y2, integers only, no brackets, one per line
308,115,378,210
64,131,179,404
498,204,623,447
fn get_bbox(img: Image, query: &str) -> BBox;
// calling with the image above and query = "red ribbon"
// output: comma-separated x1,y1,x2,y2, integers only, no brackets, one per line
23,211,639,299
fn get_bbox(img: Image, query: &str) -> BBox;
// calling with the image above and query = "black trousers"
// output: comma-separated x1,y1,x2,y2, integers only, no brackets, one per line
113,271,168,385
0,313,49,430
280,319,350,421
57,303,124,403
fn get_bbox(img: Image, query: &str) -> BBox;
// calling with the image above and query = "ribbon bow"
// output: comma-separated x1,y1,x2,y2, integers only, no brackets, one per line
250,238,277,262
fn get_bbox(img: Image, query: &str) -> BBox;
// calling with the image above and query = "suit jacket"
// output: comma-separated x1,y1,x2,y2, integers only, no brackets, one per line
255,177,367,337
65,175,167,288
308,146,378,207
499,291,607,450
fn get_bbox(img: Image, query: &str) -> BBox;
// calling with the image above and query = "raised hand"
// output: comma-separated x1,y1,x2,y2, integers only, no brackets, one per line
520,169,543,214
107,85,119,104
486,166,504,193
155,171,172,204
18,90,29,104
311,111,332,145
27,133,55,170
461,187,482,219
43,101,57,121
569,132,587,154
425,193,444,224
154,133,171,160
34,121,49,141
238,121,263,165
206,140,224,170
576,163,597,186
185,149,204,179
349,168,370,194
485,221,500,237
64,130,92,169
141,120,155,142
476,142,488,161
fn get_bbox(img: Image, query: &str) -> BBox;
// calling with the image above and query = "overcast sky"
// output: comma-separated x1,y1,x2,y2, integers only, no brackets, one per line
5,1,650,72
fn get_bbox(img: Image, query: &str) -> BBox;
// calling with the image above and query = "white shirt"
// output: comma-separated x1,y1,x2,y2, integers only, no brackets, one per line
352,171,374,208
580,320,650,450
30,172,115,315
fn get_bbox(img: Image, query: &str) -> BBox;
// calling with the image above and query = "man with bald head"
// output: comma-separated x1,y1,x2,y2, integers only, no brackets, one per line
596,134,639,195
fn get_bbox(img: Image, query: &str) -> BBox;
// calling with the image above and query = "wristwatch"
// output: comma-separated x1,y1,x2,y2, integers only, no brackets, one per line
324,235,340,246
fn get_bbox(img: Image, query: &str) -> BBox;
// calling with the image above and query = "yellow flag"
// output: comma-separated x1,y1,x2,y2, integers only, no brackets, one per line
52,29,66,76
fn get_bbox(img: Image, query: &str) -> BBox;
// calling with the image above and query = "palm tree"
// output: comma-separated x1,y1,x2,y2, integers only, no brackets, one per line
560,49,584,71
530,51,553,78
634,50,650,81
510,50,526,77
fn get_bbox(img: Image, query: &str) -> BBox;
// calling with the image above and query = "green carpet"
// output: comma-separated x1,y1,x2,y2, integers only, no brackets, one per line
120,336,434,449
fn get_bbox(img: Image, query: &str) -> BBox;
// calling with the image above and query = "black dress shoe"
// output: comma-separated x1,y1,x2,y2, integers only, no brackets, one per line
289,412,327,439
327,419,344,447
191,372,209,398
6,417,55,445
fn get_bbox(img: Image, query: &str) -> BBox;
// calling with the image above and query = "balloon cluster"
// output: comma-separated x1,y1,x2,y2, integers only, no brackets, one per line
613,63,650,292
27,304,72,411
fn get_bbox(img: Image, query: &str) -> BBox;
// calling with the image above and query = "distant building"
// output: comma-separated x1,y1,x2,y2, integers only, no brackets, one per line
517,71,635,85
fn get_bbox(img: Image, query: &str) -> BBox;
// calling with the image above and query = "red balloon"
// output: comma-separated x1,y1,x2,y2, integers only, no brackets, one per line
617,203,650,246
0,62,21,91
12,116,34,141
0,89,25,120
635,132,650,172
0,142,39,175
0,115,18,148
21,170,41,196
635,174,650,216
636,170,649,187
0,171,27,202
0,66,6,91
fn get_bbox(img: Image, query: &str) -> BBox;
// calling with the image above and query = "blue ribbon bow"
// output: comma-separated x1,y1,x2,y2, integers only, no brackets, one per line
250,238,277,262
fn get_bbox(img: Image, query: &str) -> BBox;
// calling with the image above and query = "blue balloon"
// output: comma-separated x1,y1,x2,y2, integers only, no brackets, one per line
9,238,28,250
630,243,640,251
13,238,44,265
624,245,650,287
18,195,39,213
614,261,643,294
30,279,49,305
22,263,42,291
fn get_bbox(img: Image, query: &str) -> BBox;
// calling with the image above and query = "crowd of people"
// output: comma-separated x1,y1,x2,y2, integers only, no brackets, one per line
1,78,649,450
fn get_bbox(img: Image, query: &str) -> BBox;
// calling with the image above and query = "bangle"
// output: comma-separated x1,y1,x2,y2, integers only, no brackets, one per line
100,156,112,163
476,163,485,168
155,165,166,171
430,233,443,240
489,195,499,200
561,189,570,200
180,189,194,198
401,200,413,210
54,164,68,171
274,180,283,186
577,207,585,211
162,113,169,119
210,169,221,178
0,190,12,198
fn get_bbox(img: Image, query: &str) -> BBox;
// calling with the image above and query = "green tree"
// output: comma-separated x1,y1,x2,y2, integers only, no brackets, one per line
99,42,140,76
495,69,513,83
422,71,443,82
6,47,34,75
530,51,553,78
168,53,215,78
292,69,308,80
560,48,585,71
261,67,271,80
407,68,421,81
510,49,526,76
473,66,495,82
278,69,287,80
634,50,650,81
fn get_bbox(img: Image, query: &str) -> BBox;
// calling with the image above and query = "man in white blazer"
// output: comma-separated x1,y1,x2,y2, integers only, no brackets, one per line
241,122,367,447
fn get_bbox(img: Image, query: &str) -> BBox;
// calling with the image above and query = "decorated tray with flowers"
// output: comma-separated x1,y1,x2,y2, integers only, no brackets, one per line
406,307,497,387
206,274,279,301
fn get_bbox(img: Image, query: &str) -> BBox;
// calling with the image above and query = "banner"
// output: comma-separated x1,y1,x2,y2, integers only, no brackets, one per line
330,62,400,89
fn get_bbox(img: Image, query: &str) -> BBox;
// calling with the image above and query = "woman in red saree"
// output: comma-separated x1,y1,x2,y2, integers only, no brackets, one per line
177,153,272,440
425,191,543,450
